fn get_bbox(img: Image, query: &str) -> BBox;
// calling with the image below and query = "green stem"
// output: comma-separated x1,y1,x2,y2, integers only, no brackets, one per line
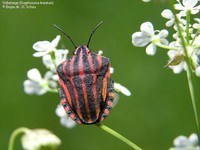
8,127,29,150
96,124,142,150
46,87,59,93
50,51,57,70
153,41,179,51
185,10,190,43
170,0,200,141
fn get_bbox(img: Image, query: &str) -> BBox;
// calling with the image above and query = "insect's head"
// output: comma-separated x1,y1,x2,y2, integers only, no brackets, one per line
73,45,90,55
54,21,103,51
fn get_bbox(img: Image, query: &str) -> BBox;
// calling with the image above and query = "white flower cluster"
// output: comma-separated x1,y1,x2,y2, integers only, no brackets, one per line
132,0,200,76
24,35,68,95
169,133,200,150
24,35,131,129
21,128,61,150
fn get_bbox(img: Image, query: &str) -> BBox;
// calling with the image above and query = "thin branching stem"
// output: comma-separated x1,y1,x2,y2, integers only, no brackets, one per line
170,0,200,142
96,124,142,150
8,127,29,150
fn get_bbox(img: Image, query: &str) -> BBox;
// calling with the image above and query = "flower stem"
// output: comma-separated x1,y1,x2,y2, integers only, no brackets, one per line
96,123,142,150
8,127,29,150
185,10,190,43
153,41,179,51
170,0,200,142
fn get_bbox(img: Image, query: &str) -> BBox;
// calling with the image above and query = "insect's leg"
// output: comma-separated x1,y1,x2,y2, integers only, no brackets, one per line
99,78,114,122
59,87,82,124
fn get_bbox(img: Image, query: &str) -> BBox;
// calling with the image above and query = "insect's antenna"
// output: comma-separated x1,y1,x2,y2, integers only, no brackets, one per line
87,21,103,48
53,24,77,49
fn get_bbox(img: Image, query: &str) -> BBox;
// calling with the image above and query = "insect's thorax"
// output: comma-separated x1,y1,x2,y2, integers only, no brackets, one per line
57,45,110,80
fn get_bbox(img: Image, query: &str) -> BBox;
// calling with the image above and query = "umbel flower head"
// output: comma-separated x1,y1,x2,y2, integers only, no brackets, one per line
132,0,200,77
23,68,57,95
33,35,61,57
132,22,168,56
21,128,61,150
169,133,200,150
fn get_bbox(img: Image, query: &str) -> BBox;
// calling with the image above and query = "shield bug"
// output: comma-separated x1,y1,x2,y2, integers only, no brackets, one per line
54,21,114,124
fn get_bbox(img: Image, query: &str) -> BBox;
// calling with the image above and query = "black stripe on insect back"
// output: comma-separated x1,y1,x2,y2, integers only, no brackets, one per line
65,80,77,112
91,53,99,74
65,58,71,77
82,52,98,122
57,64,68,82
96,76,105,110
72,53,88,122
99,56,109,76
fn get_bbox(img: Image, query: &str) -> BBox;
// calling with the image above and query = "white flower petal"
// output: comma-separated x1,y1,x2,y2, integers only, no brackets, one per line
44,71,53,80
167,50,177,59
183,0,198,8
146,43,157,56
174,4,185,10
159,29,169,38
140,22,154,36
23,80,46,95
132,32,150,47
27,68,42,82
98,50,103,55
174,135,189,147
33,51,49,57
36,88,47,95
55,104,66,118
166,20,175,27
188,133,199,146
161,9,174,19
174,4,184,10
52,74,59,81
49,80,57,89
60,117,76,128
195,66,200,77
110,67,114,74
51,35,61,48
114,83,131,96
142,0,151,2
170,63,184,74
191,9,199,14
160,39,169,46
23,80,39,94
42,55,53,68
33,41,52,51
54,50,68,66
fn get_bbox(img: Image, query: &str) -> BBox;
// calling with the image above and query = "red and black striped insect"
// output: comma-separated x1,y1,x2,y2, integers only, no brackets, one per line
54,21,114,124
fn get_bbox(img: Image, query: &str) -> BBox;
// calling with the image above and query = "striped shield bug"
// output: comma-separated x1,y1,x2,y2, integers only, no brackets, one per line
54,21,114,124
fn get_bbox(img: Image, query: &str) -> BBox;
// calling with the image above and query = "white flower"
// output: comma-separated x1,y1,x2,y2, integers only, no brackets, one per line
33,35,61,57
98,50,103,55
110,67,114,74
21,128,61,150
193,18,200,29
142,0,151,2
132,22,168,56
169,133,200,150
55,104,77,128
114,82,131,96
23,68,57,95
42,49,68,72
161,9,175,27
195,66,200,77
174,0,200,16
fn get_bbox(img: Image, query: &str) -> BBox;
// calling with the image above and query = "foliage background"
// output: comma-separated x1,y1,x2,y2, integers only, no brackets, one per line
0,0,196,149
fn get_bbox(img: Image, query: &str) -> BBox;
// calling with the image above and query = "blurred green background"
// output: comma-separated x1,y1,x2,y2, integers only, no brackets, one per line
0,0,197,149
